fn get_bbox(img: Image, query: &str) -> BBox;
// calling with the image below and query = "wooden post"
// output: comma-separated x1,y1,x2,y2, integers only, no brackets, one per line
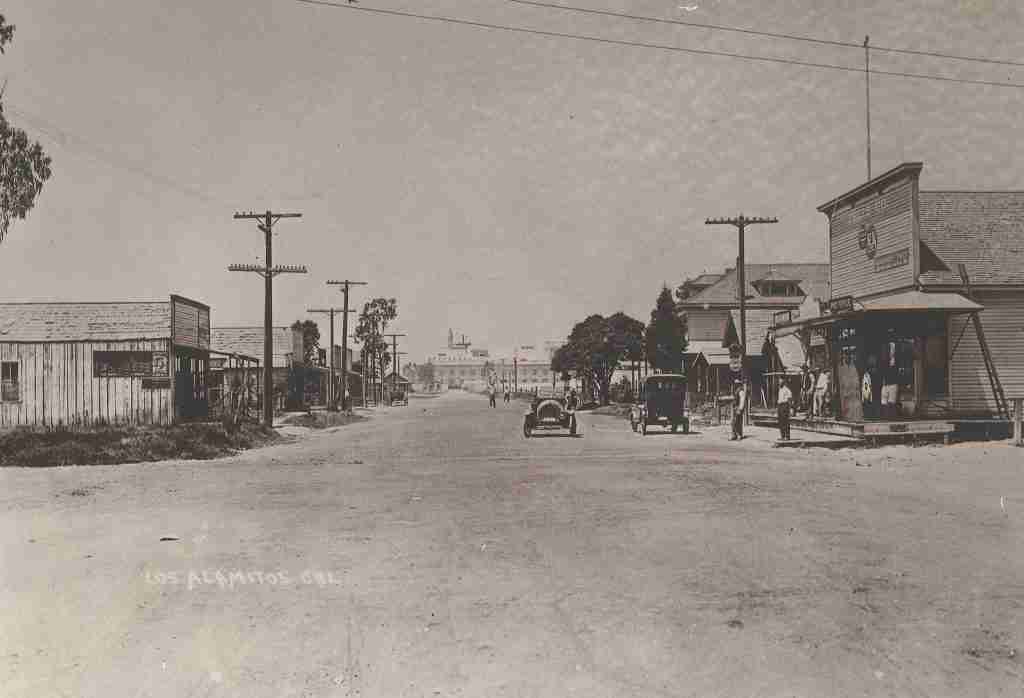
1014,398,1022,447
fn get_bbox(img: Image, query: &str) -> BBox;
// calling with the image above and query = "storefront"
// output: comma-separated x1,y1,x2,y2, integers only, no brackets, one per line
770,161,1022,439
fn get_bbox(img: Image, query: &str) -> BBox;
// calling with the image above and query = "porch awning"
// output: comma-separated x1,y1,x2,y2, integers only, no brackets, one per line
773,290,983,332
858,290,982,313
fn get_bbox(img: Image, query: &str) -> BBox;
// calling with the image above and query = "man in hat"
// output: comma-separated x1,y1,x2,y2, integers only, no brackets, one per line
777,378,793,440
730,379,747,441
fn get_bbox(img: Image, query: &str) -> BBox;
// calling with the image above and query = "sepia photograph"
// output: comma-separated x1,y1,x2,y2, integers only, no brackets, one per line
1,1,1022,696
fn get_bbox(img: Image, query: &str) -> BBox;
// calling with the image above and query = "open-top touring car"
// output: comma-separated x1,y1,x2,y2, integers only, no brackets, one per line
523,388,579,437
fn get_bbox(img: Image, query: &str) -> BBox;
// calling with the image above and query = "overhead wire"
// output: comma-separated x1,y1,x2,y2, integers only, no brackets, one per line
504,0,1024,68
293,1,1024,89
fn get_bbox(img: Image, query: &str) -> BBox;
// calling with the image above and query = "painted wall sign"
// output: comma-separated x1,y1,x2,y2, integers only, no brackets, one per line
874,247,911,273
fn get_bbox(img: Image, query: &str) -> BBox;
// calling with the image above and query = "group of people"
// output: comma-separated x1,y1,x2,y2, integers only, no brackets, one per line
729,366,833,442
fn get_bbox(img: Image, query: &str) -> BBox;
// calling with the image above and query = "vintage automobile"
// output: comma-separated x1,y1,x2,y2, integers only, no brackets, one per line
523,388,579,437
630,373,689,435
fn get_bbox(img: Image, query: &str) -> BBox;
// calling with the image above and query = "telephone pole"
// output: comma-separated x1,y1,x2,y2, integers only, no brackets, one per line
705,215,778,384
326,280,367,411
864,35,872,180
382,333,406,404
306,307,352,410
230,210,305,426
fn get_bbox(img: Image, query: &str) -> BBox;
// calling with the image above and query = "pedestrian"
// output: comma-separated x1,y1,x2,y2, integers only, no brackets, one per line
488,383,496,408
777,379,793,440
730,379,746,441
503,385,511,403
814,369,830,418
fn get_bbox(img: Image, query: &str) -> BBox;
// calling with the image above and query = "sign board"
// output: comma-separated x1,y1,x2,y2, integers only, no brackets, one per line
874,247,911,273
828,296,855,314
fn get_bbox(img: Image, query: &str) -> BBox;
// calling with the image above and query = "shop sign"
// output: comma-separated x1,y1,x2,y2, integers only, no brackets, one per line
874,247,910,273
828,296,855,314
859,224,878,258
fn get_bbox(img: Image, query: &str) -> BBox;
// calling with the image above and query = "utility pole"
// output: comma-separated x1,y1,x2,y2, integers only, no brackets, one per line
864,35,872,180
326,280,367,412
306,306,352,410
705,215,778,392
230,210,305,427
382,333,406,403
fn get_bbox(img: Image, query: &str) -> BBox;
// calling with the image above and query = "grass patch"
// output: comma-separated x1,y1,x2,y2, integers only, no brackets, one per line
0,422,280,468
280,412,366,429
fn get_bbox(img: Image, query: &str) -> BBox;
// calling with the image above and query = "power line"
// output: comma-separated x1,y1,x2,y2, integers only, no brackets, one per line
294,1,1024,89
504,0,1024,68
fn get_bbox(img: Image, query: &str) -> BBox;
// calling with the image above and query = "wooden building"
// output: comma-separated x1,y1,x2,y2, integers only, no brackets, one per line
0,295,210,428
677,263,830,406
773,162,1024,438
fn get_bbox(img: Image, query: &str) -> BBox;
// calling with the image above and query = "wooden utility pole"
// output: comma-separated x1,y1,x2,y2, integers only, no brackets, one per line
326,280,367,411
864,35,872,180
230,210,305,426
382,333,406,404
306,307,352,410
705,215,778,390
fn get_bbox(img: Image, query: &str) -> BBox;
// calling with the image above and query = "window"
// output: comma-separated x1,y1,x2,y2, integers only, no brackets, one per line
1,362,19,402
756,281,803,297
94,351,156,377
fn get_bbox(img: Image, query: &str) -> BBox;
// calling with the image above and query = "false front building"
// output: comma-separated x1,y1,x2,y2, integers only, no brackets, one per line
773,162,1024,438
0,295,210,428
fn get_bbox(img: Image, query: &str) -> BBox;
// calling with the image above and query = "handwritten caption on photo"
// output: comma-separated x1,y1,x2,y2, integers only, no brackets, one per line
143,569,343,590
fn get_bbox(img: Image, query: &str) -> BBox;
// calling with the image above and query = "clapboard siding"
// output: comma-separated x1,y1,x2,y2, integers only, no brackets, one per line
0,339,173,428
948,292,1024,414
830,176,918,299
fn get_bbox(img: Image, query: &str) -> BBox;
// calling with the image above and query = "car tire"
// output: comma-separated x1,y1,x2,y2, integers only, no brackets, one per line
523,420,532,438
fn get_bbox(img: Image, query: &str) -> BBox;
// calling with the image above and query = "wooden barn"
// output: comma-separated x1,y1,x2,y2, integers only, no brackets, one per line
0,295,211,428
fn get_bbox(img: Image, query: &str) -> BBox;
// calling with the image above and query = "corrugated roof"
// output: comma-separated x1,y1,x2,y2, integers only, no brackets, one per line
0,301,171,342
918,191,1024,286
212,327,297,368
681,263,830,306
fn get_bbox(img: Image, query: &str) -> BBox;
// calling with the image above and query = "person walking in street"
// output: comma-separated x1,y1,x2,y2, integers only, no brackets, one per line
503,385,511,404
777,379,793,440
488,383,496,408
730,379,746,441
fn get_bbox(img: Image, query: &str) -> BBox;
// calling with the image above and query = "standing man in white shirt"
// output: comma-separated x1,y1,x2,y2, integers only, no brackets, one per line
777,380,793,440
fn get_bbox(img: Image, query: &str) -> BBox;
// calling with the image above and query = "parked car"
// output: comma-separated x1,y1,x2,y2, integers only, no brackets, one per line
630,373,689,435
523,388,579,437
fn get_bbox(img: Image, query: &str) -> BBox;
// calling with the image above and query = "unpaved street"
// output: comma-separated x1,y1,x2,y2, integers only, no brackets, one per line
2,392,1022,697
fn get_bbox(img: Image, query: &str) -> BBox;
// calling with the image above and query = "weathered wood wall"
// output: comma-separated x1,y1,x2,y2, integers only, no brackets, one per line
948,291,1024,416
0,339,173,428
829,174,918,300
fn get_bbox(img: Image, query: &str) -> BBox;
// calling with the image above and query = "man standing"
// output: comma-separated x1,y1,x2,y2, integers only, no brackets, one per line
503,384,511,404
488,383,496,408
730,380,746,441
777,379,793,440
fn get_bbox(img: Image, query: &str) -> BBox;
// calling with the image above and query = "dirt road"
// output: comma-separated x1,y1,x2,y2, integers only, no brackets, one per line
2,391,1021,697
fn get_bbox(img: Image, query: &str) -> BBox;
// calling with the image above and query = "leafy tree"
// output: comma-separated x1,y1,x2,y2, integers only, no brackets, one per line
550,344,574,384
355,297,398,403
0,16,52,243
414,362,435,385
290,320,320,365
645,285,687,373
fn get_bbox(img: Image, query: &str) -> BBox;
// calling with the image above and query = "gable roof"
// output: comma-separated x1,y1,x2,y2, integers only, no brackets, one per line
0,301,171,342
680,263,830,307
212,327,297,368
918,191,1024,286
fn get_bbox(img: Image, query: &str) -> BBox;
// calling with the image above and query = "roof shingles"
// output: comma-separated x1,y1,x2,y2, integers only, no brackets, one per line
0,302,171,342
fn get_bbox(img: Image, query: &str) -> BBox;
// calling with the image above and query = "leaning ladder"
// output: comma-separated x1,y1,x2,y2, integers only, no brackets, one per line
971,312,1010,420
960,264,1010,420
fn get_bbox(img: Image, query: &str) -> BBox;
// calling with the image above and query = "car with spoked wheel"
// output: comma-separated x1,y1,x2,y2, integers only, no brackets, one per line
523,388,579,437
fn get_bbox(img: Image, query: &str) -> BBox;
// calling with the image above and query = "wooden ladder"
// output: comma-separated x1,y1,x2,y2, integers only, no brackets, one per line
960,264,1010,420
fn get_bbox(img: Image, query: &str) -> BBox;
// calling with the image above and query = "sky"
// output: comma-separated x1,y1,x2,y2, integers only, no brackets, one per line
1,0,1022,362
